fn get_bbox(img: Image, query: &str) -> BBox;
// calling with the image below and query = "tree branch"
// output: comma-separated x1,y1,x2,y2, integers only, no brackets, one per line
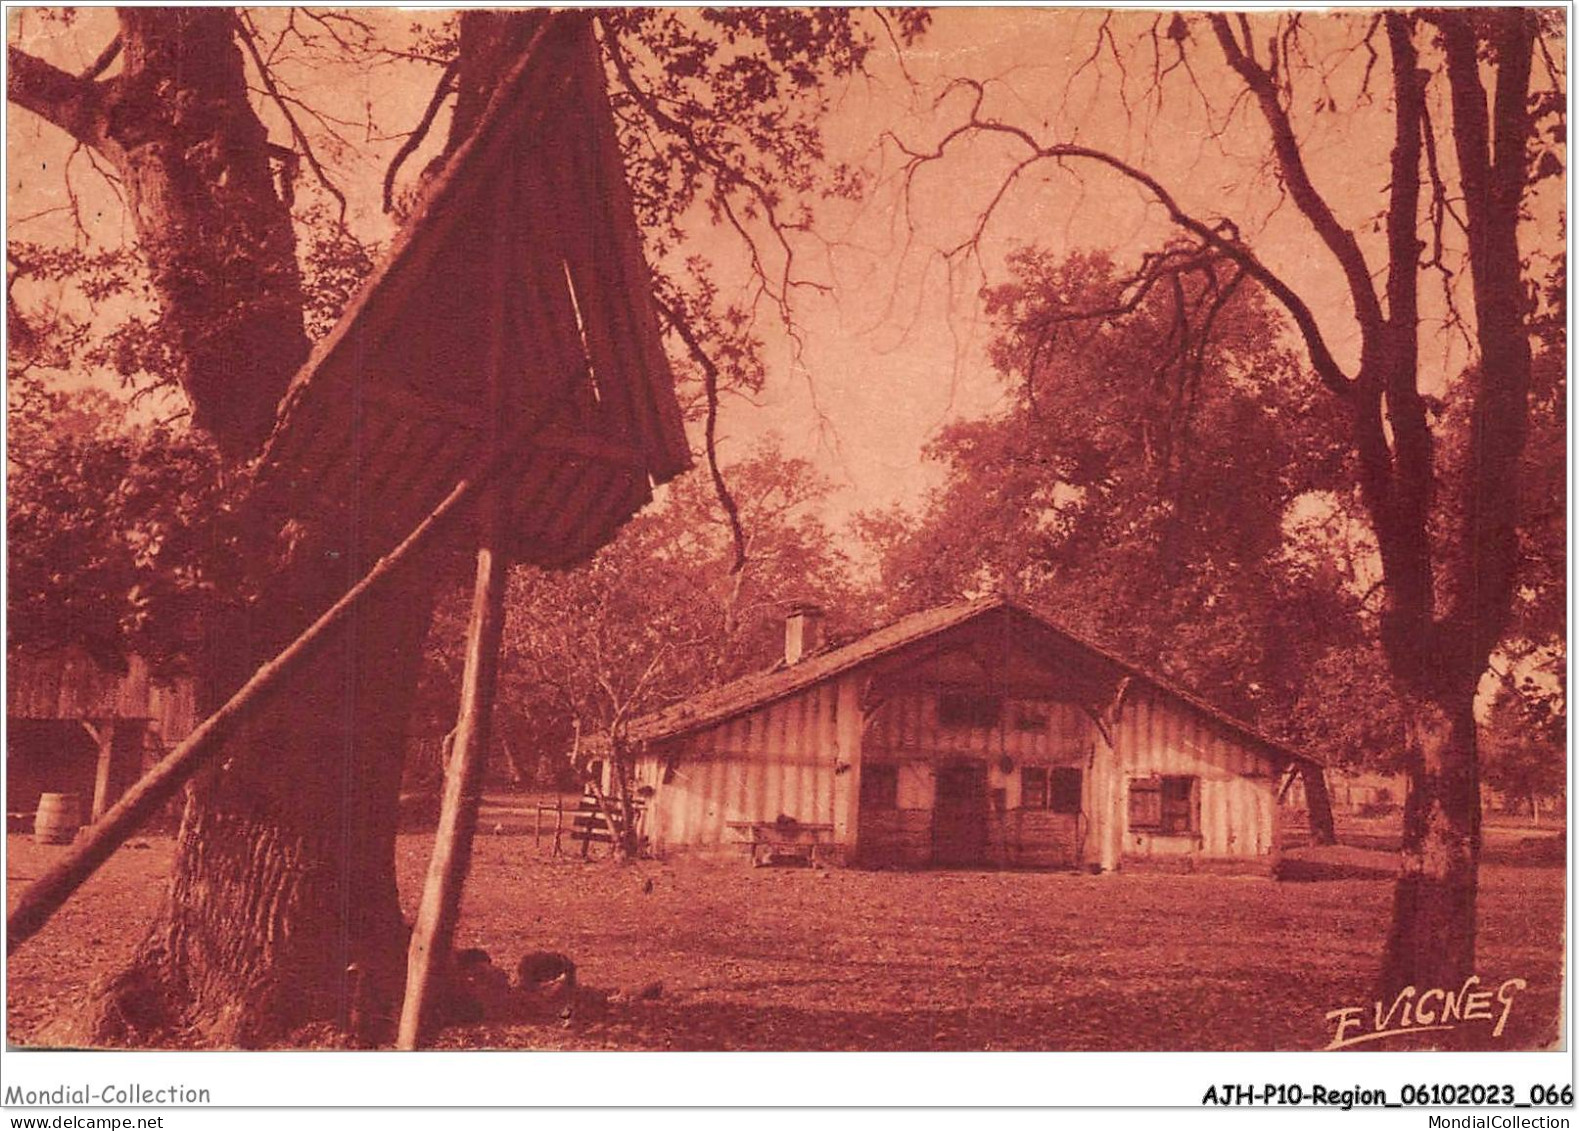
1383,14,1424,350
890,95,1357,395
600,23,827,328
383,58,458,215
652,294,749,574
1368,12,1435,641
1207,14,1386,342
1418,95,1472,351
232,12,348,225
1435,9,1538,664
79,35,122,81
7,46,116,153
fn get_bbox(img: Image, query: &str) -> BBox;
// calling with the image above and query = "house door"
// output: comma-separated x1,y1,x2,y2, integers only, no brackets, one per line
932,760,989,866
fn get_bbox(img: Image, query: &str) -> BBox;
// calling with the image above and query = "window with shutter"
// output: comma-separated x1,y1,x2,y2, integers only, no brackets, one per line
1128,777,1162,829
1160,775,1198,834
1130,775,1199,834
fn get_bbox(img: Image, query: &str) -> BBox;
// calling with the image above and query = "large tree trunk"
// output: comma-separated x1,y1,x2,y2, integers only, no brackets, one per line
1372,8,1536,1004
1300,763,1337,847
108,9,310,458
10,10,454,1047
8,13,306,454
77,552,438,1047
47,9,546,1048
1364,11,1534,1005
1379,691,1480,995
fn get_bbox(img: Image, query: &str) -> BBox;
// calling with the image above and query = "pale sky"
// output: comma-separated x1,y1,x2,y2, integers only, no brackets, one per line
719,6,1563,528
7,7,1566,532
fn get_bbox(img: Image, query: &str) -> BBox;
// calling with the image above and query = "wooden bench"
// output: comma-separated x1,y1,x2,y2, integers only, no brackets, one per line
726,820,835,867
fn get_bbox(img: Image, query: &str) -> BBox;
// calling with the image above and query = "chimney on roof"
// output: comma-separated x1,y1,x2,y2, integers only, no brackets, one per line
784,603,825,667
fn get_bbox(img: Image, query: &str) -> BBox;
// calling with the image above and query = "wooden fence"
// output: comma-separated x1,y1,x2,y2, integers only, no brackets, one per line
521,793,645,857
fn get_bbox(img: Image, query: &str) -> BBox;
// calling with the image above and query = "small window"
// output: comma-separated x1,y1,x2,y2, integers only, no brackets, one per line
1160,776,1197,834
939,692,1001,728
1020,766,1049,809
1129,777,1161,829
861,764,899,810
1129,775,1198,834
1013,702,1050,732
1049,767,1082,814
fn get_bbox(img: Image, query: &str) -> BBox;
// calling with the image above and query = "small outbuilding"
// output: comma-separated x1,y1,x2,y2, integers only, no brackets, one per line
620,596,1325,873
6,645,196,826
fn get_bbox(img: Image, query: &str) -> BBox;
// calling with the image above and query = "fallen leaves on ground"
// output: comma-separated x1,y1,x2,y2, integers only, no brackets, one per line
6,828,1564,1051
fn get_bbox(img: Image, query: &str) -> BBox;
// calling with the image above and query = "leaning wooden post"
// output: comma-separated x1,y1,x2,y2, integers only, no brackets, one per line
396,216,514,1050
6,474,485,954
395,489,509,1047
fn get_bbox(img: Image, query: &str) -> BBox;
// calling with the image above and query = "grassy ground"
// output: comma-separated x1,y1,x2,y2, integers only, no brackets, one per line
5,821,1565,1051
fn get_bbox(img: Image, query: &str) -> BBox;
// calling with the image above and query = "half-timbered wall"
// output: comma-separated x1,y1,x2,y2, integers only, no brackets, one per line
858,690,1095,867
635,638,1287,875
635,678,846,853
1088,685,1281,874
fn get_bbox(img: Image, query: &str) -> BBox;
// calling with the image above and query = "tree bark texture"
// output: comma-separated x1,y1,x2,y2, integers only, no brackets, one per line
8,10,311,457
64,528,440,1047
1379,693,1481,996
112,11,310,457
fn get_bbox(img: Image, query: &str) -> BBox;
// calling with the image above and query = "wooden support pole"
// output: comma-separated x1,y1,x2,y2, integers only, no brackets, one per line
6,474,486,955
395,489,509,1049
833,674,863,864
1276,763,1298,804
83,720,113,824
396,197,514,1050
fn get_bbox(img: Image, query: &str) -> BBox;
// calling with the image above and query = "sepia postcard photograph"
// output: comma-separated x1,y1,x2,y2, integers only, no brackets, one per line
2,2,1570,1118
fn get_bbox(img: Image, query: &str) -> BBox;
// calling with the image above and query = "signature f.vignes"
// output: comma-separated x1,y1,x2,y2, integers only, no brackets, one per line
1324,976,1527,1050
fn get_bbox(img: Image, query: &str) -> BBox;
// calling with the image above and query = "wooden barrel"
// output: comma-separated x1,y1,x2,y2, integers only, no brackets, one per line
34,793,83,845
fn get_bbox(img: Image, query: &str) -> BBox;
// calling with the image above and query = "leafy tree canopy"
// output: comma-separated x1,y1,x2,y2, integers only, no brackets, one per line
7,376,241,671
861,247,1399,757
